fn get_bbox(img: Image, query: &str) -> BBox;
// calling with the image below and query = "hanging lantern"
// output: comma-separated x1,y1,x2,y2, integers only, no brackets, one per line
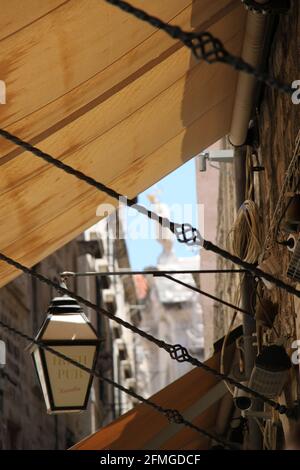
31,294,99,414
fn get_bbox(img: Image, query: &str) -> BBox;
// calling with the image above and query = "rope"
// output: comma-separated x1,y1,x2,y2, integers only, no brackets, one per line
0,250,292,417
104,0,292,96
0,127,293,409
0,128,182,241
0,316,231,448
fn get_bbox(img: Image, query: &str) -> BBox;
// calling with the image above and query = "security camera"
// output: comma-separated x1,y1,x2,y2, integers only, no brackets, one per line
233,383,252,411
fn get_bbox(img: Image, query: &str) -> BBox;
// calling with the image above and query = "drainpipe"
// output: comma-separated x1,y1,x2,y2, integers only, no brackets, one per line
229,1,268,146
230,1,270,449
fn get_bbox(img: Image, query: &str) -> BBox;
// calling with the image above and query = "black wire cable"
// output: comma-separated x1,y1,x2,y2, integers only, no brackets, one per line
104,0,292,96
0,250,292,417
0,316,232,448
1,127,300,302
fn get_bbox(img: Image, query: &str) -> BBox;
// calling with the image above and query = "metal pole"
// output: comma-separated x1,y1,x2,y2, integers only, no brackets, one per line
234,146,262,450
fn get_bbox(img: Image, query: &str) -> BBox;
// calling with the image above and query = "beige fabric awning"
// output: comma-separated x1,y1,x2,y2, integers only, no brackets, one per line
0,0,246,286
71,336,237,450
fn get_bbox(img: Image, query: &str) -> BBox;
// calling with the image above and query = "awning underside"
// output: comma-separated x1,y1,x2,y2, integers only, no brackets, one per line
72,344,235,450
0,0,246,286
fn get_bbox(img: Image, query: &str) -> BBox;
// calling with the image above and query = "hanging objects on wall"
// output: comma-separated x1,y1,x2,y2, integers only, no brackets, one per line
31,294,99,414
282,194,300,233
248,345,291,398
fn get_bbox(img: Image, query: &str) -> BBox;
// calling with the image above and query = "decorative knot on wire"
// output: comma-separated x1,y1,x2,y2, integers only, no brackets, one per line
186,32,228,63
174,223,203,246
164,409,184,425
169,344,190,363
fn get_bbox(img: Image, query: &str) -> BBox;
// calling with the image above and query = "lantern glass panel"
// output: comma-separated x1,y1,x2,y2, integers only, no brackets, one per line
44,345,96,409
33,348,51,411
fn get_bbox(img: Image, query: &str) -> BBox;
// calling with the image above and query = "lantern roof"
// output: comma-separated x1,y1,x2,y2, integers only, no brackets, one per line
36,295,98,342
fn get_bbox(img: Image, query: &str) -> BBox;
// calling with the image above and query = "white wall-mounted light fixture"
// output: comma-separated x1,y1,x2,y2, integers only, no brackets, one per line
198,149,234,172
31,294,99,414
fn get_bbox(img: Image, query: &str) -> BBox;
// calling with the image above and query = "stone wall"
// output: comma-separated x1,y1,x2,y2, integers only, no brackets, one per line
196,144,240,354
257,0,300,342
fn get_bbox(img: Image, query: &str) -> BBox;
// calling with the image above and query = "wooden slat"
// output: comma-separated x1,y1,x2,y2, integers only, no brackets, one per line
0,0,67,41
